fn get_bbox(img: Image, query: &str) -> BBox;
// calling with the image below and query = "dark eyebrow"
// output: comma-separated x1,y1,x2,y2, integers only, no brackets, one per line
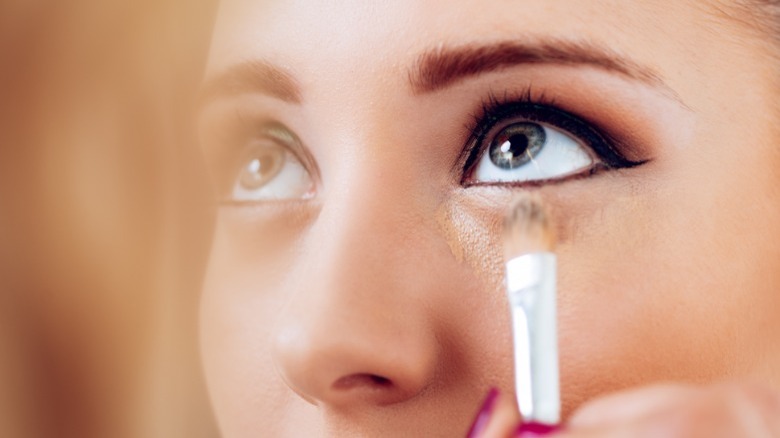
409,39,682,103
198,60,302,106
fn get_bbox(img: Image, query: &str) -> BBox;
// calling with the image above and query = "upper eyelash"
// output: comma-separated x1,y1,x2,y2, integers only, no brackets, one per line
458,88,646,183
464,87,556,142
457,87,553,173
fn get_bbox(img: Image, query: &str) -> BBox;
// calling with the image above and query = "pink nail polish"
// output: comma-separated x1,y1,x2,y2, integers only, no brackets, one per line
515,421,561,437
466,388,500,438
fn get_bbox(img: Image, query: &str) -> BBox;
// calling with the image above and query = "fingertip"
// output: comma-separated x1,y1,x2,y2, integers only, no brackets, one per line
568,384,693,429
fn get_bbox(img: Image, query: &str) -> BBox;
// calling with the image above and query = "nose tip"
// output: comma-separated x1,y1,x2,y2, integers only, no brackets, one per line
273,316,437,408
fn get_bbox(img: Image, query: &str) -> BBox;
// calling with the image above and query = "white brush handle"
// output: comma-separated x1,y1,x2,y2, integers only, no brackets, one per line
506,253,560,425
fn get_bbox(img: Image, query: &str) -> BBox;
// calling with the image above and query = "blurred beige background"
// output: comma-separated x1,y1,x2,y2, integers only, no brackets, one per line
0,1,219,436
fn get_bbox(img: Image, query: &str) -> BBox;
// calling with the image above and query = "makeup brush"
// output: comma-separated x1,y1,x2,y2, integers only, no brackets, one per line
504,194,561,434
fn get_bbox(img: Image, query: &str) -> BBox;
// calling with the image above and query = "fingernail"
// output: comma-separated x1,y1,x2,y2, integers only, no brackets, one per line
466,388,500,438
515,421,561,437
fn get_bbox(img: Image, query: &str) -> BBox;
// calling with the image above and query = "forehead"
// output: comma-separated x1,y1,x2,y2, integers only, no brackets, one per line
207,0,722,71
204,0,777,130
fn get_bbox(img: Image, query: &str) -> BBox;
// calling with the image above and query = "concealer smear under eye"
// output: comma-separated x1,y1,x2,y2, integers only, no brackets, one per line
435,187,513,291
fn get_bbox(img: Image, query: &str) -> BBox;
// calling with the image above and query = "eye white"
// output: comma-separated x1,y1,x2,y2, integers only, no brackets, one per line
231,144,313,201
472,123,594,183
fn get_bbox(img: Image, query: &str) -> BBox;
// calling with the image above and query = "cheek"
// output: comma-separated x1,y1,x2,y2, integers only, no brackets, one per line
200,212,321,437
551,191,704,414
553,151,780,414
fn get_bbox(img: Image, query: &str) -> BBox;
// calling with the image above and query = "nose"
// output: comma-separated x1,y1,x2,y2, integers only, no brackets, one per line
272,190,441,409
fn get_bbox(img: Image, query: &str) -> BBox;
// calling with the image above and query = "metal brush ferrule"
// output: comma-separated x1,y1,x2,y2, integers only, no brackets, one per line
506,252,560,425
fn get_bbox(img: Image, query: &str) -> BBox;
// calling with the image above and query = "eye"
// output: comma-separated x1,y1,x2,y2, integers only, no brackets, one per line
473,121,593,183
463,102,642,185
226,125,315,202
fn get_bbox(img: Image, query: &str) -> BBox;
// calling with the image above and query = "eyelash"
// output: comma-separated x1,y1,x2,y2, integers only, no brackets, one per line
460,89,646,186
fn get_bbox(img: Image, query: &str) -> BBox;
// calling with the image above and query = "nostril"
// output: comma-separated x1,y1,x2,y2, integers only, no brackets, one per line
369,375,392,386
327,373,417,407
332,373,393,390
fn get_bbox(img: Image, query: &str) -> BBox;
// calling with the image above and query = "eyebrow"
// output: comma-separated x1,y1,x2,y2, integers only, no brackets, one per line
198,60,302,106
199,39,685,108
409,39,681,102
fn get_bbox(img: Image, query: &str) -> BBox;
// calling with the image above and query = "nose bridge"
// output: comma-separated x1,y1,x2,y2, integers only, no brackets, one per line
305,113,434,306
319,166,421,287
272,163,439,408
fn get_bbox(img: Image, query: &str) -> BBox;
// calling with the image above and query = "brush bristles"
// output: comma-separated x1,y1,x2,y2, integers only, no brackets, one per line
504,193,556,259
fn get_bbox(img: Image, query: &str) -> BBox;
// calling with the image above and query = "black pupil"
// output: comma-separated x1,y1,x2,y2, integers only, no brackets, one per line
488,122,545,170
504,134,529,156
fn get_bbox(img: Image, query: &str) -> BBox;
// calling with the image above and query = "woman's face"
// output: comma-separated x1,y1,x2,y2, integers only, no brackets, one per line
198,1,780,436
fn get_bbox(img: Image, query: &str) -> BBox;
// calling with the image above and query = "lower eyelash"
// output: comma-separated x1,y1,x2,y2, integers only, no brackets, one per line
462,162,609,189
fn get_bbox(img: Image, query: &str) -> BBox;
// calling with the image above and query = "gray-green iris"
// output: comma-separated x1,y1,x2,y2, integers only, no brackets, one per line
488,122,546,169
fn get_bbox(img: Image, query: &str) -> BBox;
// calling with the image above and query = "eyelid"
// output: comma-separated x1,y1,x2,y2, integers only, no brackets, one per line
261,120,314,163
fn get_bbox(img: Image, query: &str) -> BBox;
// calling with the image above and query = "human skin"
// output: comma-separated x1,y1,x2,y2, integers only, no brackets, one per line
198,0,780,436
